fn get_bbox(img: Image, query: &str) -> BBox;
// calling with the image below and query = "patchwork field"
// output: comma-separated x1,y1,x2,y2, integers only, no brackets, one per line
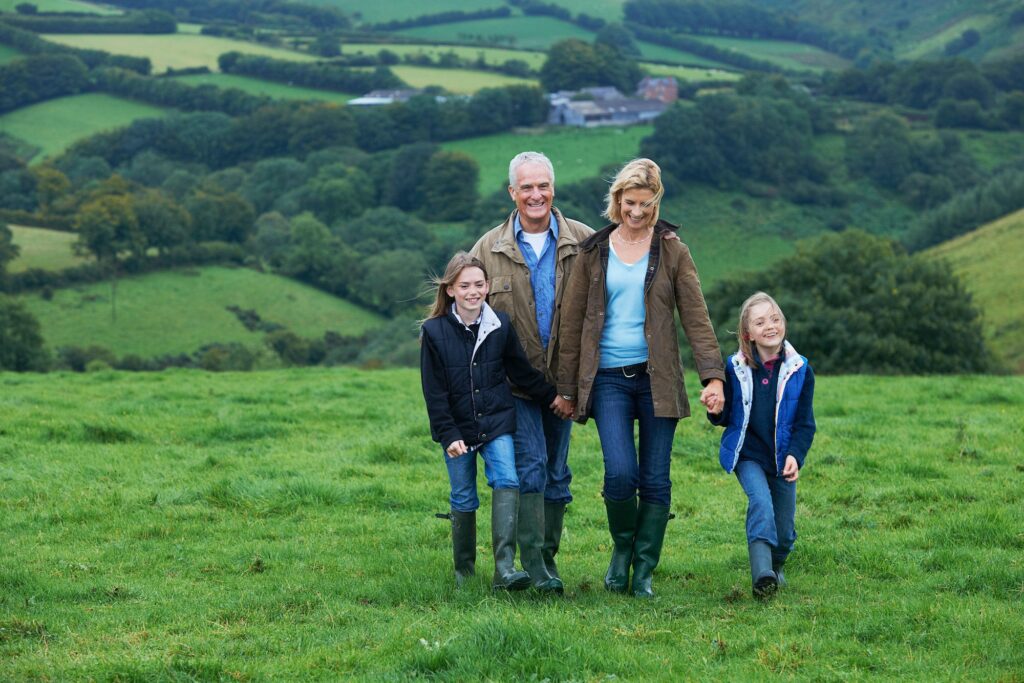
19,266,384,357
688,34,850,71
927,209,1024,373
0,368,1021,679
303,0,495,24
343,42,548,71
0,0,117,12
443,125,652,194
396,15,597,52
386,64,536,93
7,225,85,274
40,33,318,73
172,73,357,103
0,93,170,161
641,62,741,82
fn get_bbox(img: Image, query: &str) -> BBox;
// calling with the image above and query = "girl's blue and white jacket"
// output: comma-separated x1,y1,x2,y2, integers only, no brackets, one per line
710,340,816,475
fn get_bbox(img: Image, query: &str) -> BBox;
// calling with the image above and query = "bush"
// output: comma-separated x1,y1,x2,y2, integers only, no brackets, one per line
0,295,49,371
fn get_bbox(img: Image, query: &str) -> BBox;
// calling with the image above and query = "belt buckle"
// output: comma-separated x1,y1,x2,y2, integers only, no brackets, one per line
622,363,643,378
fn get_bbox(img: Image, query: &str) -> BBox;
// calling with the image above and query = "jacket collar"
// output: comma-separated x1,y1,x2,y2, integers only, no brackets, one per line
580,218,680,252
490,207,581,263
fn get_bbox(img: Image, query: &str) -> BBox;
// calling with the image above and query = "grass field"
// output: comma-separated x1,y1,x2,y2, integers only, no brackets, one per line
172,73,357,103
7,225,86,273
40,33,318,73
900,13,1002,60
927,208,1024,373
19,266,384,357
0,93,170,161
443,125,652,194
0,367,1021,680
387,65,537,93
396,15,596,52
640,62,741,82
687,34,850,72
304,0,495,24
343,42,548,71
0,0,117,12
958,130,1024,172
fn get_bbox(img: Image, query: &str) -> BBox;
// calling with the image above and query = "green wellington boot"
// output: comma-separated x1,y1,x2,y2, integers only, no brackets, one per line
750,540,778,600
542,501,566,580
604,496,638,593
630,501,670,598
450,510,476,588
491,489,531,591
518,493,564,593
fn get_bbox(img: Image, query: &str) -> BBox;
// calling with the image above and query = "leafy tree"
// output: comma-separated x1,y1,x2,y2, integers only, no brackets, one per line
595,23,641,57
311,33,340,58
30,165,71,213
540,38,642,93
705,230,990,374
186,191,256,243
0,223,20,275
133,189,192,254
354,249,429,316
420,151,478,221
0,295,48,371
845,111,914,188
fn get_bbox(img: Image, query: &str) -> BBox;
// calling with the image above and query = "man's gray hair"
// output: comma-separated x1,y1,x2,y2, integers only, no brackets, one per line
508,151,555,188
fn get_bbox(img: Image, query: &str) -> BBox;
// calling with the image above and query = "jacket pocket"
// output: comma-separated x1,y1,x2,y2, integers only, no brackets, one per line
488,275,515,319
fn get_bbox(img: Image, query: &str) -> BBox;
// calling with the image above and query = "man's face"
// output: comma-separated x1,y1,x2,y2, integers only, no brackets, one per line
508,161,554,230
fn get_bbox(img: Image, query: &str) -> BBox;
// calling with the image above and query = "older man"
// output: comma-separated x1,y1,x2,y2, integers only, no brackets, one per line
470,151,588,594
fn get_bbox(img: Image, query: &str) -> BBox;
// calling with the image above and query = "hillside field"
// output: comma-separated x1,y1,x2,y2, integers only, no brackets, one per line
0,368,1021,679
0,0,116,12
927,208,1024,373
19,266,384,357
0,93,170,161
171,73,357,103
387,64,537,93
343,42,548,71
7,225,85,273
39,33,318,73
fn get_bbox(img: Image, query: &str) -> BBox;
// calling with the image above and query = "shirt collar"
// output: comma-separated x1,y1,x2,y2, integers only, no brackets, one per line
451,303,482,329
513,210,559,242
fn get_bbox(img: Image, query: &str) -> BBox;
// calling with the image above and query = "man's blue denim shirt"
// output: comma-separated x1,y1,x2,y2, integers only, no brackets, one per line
513,212,558,349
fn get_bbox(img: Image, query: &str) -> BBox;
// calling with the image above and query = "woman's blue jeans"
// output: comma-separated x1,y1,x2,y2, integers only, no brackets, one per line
443,433,519,512
735,459,797,565
591,368,678,506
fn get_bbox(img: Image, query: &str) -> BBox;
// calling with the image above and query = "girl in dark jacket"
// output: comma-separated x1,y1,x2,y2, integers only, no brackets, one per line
421,252,558,590
707,292,815,600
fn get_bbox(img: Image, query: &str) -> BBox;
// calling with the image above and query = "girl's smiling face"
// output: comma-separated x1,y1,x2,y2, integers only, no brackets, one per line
746,301,785,358
447,266,488,321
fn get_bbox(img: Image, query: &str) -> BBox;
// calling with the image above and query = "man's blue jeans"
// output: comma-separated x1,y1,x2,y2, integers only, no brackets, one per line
443,434,519,512
591,368,678,506
735,459,797,565
512,396,573,503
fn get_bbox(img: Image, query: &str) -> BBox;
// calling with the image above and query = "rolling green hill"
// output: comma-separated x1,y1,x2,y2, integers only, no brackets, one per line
0,0,117,12
0,93,170,161
7,225,86,273
926,208,1024,373
387,64,537,93
19,266,385,357
171,73,357,103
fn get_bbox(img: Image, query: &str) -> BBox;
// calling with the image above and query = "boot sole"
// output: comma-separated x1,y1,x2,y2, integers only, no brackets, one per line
753,575,778,600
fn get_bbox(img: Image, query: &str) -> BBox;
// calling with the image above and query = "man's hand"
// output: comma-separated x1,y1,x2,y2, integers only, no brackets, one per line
699,379,725,415
551,395,576,420
446,440,469,458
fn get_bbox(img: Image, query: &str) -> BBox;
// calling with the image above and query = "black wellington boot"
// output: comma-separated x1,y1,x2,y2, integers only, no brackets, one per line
491,489,531,591
630,501,670,598
604,496,638,593
518,493,563,593
542,500,566,580
750,540,778,600
450,510,476,588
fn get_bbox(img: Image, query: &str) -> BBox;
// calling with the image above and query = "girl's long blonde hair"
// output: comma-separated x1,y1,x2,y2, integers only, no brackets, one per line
425,252,489,321
736,291,786,367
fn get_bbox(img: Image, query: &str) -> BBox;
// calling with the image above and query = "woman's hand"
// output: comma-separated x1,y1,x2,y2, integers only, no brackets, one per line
782,455,800,482
446,440,469,458
551,396,576,420
699,379,725,414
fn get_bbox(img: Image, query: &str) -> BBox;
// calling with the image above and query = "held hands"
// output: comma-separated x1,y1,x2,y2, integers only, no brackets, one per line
782,455,800,482
550,396,576,420
446,440,469,458
699,379,725,415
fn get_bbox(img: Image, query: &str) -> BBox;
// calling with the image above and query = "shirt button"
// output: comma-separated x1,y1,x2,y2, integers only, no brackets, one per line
474,389,480,393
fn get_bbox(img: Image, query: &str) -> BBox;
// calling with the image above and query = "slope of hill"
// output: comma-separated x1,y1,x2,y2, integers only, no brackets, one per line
19,266,385,357
7,225,86,273
927,208,1024,373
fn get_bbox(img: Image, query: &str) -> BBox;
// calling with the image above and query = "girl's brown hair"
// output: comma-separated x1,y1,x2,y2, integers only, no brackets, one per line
603,158,665,227
737,291,786,367
425,252,489,321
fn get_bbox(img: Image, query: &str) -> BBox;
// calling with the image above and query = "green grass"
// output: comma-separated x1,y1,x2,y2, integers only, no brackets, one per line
172,72,357,103
443,125,652,195
927,208,1024,373
396,15,596,51
344,42,549,71
640,62,741,82
385,64,537,93
7,225,85,273
19,266,384,357
958,130,1024,173
0,43,22,65
686,34,850,72
0,93,170,161
0,367,1021,679
0,0,117,12
901,13,1003,60
304,0,497,24
40,33,318,72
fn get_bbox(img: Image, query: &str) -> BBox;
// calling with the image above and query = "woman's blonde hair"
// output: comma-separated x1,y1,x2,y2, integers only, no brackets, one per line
737,291,786,366
603,158,665,227
425,251,489,321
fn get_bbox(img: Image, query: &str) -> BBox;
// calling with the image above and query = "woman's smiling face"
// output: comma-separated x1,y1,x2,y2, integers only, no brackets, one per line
618,188,657,231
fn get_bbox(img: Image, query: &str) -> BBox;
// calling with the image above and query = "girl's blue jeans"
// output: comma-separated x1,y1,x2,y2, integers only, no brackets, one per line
735,458,797,565
443,433,518,512
591,367,678,506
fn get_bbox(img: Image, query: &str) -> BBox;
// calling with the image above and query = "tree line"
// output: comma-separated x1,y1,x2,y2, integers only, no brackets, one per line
94,0,350,32
1,9,176,34
0,20,151,73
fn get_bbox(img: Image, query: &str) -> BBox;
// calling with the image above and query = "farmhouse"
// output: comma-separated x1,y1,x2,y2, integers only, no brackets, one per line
547,84,672,127
347,88,424,106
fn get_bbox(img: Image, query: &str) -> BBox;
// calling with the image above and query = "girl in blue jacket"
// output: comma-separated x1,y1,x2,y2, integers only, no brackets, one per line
706,292,815,599
421,252,558,591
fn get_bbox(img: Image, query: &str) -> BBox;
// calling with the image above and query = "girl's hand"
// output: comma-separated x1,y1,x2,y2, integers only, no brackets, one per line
700,379,725,414
446,440,469,458
782,455,799,482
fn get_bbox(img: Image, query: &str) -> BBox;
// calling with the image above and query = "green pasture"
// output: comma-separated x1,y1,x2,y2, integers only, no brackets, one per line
687,34,850,72
7,225,85,273
959,130,1024,172
0,93,169,161
900,13,1002,60
0,367,1021,680
641,62,741,82
0,0,117,12
635,40,732,69
927,208,1024,374
303,0,495,25
542,0,626,20
40,33,317,73
343,42,548,71
0,43,21,64
397,15,597,51
172,73,356,103
443,125,652,195
20,266,384,357
384,64,535,93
